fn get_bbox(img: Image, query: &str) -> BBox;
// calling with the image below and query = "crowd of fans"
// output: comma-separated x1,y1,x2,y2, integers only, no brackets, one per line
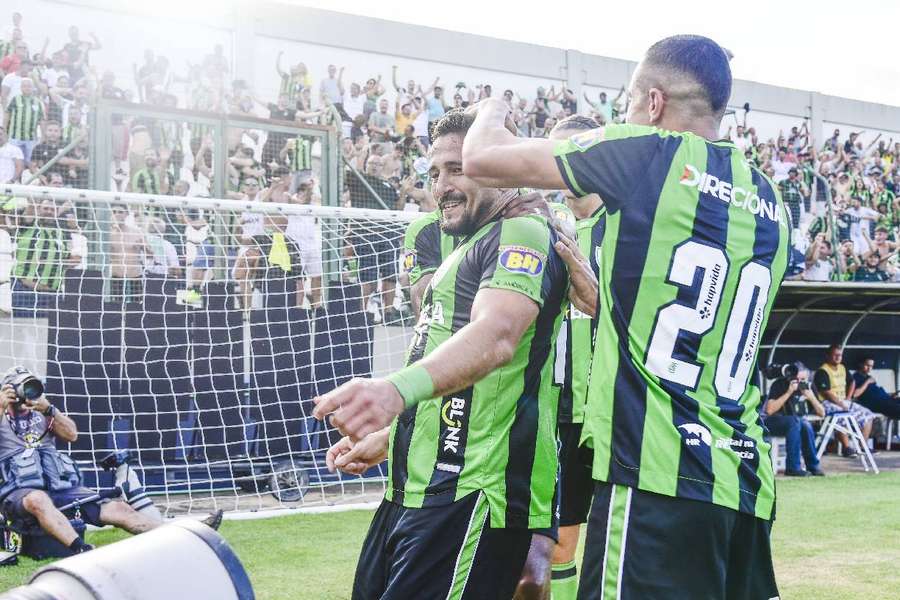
0,9,898,322
730,120,900,282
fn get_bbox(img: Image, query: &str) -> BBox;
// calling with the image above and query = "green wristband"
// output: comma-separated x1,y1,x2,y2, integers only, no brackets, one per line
385,365,435,409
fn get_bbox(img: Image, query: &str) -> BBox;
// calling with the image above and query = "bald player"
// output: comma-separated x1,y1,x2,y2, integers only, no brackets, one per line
462,35,786,600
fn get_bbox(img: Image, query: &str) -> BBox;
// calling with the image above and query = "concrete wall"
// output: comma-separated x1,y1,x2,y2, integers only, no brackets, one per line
12,0,900,146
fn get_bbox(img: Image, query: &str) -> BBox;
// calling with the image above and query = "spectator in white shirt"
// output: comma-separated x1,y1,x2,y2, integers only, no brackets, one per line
803,234,835,282
0,126,24,184
770,148,797,182
846,196,880,254
342,82,366,137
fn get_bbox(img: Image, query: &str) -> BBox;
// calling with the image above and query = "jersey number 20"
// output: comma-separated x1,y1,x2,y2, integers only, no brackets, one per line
645,240,771,400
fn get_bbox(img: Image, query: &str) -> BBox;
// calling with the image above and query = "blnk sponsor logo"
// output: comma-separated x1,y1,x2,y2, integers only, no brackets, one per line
441,397,466,454
499,245,545,276
678,423,712,447
715,437,757,460
679,164,788,228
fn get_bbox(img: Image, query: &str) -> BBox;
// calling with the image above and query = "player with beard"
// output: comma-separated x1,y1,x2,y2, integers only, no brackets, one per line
314,109,569,599
461,35,786,600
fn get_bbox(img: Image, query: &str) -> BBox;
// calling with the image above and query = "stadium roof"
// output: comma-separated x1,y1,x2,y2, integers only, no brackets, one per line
775,281,900,313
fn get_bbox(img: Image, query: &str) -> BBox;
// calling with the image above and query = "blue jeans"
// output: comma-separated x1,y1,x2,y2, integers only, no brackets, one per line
10,139,37,165
764,415,820,472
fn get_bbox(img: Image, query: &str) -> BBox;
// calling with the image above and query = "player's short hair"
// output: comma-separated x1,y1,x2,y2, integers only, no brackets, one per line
643,34,732,115
431,108,474,141
551,115,601,134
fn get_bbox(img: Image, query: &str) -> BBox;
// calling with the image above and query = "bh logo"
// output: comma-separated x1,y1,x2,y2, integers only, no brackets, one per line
499,245,544,276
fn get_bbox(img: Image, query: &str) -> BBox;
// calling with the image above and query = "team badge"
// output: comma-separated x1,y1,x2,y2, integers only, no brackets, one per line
499,245,545,275
569,128,604,151
403,250,417,272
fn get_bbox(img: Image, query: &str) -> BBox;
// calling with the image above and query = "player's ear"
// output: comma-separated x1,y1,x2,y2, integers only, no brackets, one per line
647,87,665,124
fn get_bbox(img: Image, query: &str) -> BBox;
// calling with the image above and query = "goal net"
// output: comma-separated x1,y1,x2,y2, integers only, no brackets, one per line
0,183,419,516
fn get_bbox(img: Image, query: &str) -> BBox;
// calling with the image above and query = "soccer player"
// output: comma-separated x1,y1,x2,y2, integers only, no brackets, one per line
461,35,787,599
546,116,606,600
314,109,569,599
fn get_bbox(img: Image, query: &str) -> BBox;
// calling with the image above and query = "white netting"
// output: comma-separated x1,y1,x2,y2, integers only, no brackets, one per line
0,184,419,516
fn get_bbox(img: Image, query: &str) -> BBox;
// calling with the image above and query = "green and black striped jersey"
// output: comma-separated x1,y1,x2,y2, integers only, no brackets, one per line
288,137,312,172
401,210,457,285
554,123,789,520
6,95,44,141
14,226,68,291
387,215,569,529
556,206,606,424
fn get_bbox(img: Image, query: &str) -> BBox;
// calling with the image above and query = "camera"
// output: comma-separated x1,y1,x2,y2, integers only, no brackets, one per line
2,366,44,404
762,363,798,380
796,381,810,392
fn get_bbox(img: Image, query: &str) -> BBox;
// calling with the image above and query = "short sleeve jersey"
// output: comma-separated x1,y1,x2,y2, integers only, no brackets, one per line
402,210,457,285
554,123,790,520
386,215,569,530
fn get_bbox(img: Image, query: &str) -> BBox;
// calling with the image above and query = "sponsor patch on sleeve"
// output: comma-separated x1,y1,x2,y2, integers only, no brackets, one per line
569,128,604,151
498,245,545,276
403,250,417,272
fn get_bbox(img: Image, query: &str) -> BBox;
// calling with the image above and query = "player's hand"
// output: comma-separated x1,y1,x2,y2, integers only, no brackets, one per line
787,380,799,394
464,98,518,135
0,385,15,412
554,231,598,318
325,430,390,475
313,378,404,442
501,191,548,219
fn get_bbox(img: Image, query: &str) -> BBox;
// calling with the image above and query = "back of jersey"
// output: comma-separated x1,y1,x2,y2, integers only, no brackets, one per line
554,123,789,520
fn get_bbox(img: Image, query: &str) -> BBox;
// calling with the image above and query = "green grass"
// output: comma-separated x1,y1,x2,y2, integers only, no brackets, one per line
2,473,899,598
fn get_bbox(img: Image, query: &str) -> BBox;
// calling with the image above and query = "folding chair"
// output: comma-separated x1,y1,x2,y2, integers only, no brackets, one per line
815,411,879,473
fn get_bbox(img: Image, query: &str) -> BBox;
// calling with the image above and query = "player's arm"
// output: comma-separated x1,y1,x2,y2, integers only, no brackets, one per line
403,218,443,317
410,274,432,317
462,98,567,190
314,287,538,440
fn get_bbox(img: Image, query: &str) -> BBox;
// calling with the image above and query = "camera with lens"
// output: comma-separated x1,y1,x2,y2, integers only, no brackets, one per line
2,366,45,405
796,381,810,392
763,363,798,380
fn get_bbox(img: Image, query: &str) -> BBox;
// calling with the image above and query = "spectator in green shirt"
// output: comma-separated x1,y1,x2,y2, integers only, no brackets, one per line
11,199,72,317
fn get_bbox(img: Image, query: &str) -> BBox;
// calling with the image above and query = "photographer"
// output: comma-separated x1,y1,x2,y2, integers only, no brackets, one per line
0,367,162,554
762,364,826,477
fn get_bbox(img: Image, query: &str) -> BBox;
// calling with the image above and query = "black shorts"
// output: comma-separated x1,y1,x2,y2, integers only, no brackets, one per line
558,421,593,527
353,493,533,600
578,482,778,600
1,487,108,528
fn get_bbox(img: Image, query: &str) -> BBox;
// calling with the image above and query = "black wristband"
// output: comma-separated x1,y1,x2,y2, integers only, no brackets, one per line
44,405,56,418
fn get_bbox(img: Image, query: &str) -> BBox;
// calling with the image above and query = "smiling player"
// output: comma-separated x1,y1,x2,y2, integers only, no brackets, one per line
314,109,569,599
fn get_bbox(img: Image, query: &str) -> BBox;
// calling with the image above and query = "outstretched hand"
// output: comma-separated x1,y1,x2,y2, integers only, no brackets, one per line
313,378,404,442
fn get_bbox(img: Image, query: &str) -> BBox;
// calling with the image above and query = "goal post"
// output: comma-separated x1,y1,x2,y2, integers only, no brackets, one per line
0,183,419,516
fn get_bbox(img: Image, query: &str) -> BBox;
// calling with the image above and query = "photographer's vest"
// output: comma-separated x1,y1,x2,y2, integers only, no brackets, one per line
0,411,80,500
818,363,848,403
